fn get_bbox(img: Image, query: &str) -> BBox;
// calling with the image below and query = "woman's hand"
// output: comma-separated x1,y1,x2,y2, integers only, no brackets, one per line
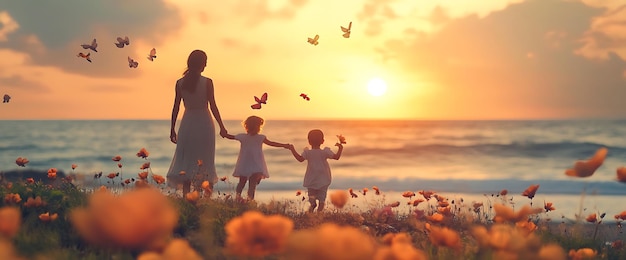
219,128,228,138
170,130,177,144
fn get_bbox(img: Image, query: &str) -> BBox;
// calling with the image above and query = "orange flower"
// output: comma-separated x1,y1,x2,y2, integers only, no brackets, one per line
419,190,435,200
515,219,537,236
388,201,401,207
615,211,626,220
348,188,358,198
23,196,45,208
137,238,203,260
25,177,34,184
568,248,597,260
112,155,122,162
544,202,555,212
39,212,58,222
283,223,376,260
4,193,21,204
402,191,415,198
426,213,444,223
201,181,211,190
362,187,368,195
179,170,186,175
124,179,131,184
136,148,149,159
140,162,150,170
500,189,508,196
428,225,461,250
437,200,450,208
47,168,58,179
565,147,607,178
522,184,540,199
69,187,178,251
493,204,542,223
617,167,626,183
197,160,203,166
117,163,123,168
107,173,118,179
138,171,149,180
330,190,349,208
185,191,200,204
410,199,425,207
220,176,228,182
295,190,302,196
585,213,597,223
224,211,294,257
0,207,21,238
372,186,381,195
71,163,77,170
15,157,29,167
473,202,484,213
152,174,165,185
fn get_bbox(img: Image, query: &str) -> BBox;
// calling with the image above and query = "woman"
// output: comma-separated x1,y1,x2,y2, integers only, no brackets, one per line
167,49,228,197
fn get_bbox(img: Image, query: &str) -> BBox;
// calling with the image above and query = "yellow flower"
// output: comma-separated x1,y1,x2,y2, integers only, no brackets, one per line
565,147,607,178
568,248,597,260
224,211,293,257
69,187,178,251
47,168,57,179
39,212,58,222
330,190,349,209
522,184,540,199
0,207,21,239
284,223,376,260
137,238,202,260
136,147,150,159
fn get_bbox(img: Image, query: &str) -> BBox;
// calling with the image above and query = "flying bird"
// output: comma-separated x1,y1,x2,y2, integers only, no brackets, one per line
77,52,92,62
128,56,139,68
114,36,130,48
147,48,157,61
3,94,10,103
341,21,352,38
307,34,319,45
251,92,268,109
299,93,310,101
80,38,98,52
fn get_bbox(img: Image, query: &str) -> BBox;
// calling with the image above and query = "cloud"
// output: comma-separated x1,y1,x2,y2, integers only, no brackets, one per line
0,74,49,92
576,4,626,60
0,11,19,41
356,0,399,37
0,0,183,77
232,0,309,26
383,0,626,119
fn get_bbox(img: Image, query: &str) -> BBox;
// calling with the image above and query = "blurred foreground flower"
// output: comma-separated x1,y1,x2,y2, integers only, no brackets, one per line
565,147,607,178
70,187,178,251
284,223,376,260
493,204,542,223
4,193,21,204
375,232,427,260
617,167,626,183
185,191,199,204
330,190,349,209
427,224,462,251
568,248,597,260
137,238,202,260
15,157,29,167
0,207,21,239
23,196,45,208
472,223,551,259
38,212,58,222
224,211,293,257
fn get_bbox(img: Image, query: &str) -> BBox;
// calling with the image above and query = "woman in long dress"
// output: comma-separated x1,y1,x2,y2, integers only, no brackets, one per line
166,50,228,197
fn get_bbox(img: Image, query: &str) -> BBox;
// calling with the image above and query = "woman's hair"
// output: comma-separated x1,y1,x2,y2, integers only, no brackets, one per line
243,116,265,135
182,50,207,93
307,129,324,146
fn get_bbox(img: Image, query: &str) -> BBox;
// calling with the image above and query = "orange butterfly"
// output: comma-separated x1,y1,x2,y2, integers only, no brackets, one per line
300,93,310,101
77,52,92,63
251,92,268,109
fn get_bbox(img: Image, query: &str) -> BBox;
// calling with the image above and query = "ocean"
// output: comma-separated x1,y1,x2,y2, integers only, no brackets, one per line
1,119,625,219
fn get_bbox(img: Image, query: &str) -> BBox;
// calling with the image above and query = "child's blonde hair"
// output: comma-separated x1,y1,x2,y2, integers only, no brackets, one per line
307,129,324,146
243,116,264,134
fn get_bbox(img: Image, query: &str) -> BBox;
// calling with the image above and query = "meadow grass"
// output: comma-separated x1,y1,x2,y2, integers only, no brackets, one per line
0,177,624,260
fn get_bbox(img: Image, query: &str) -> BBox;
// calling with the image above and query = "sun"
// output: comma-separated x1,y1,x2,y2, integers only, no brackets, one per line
367,78,387,97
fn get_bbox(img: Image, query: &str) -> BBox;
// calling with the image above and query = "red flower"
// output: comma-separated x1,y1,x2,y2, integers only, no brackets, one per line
136,148,149,159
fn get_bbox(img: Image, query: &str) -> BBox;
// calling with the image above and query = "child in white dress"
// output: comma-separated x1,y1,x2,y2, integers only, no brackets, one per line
288,129,343,212
224,116,290,200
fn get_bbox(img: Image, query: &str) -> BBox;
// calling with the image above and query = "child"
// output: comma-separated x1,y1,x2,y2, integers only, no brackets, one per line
288,129,343,213
224,116,289,201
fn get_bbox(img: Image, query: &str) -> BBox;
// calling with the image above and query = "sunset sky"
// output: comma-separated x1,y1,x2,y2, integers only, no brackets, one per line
0,0,625,120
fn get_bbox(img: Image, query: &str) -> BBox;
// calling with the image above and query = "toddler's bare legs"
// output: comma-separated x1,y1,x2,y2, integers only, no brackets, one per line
318,201,325,212
308,197,317,213
247,173,263,200
236,177,248,199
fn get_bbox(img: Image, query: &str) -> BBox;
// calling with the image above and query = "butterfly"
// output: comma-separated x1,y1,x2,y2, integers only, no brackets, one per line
128,56,139,68
251,92,268,109
307,34,319,45
77,52,92,62
3,94,10,103
80,38,98,52
341,21,352,38
147,48,157,61
114,36,130,48
300,93,310,101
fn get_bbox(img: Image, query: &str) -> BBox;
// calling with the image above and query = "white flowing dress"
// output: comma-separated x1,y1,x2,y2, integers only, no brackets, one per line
231,133,270,179
166,76,218,187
